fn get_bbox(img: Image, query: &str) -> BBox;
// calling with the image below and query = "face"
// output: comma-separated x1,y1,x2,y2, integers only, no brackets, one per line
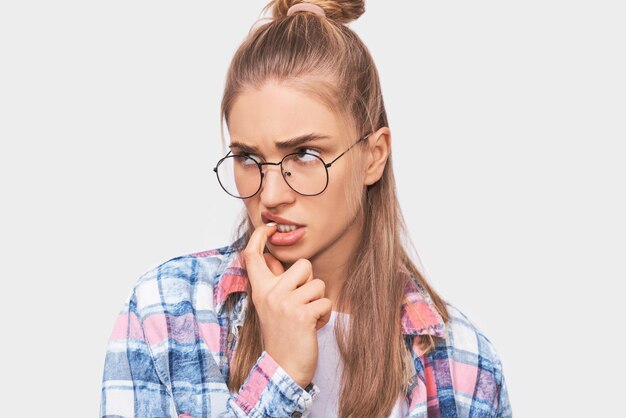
226,81,367,267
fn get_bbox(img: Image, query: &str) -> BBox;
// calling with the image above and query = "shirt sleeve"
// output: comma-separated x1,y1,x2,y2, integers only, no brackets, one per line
101,290,320,418
225,351,320,417
494,367,512,418
100,291,174,417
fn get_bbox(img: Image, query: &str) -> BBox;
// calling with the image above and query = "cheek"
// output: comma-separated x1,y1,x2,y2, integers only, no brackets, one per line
327,167,363,217
316,182,353,221
242,200,259,222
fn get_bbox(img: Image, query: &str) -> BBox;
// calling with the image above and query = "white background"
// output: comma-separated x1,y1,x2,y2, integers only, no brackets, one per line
1,1,624,416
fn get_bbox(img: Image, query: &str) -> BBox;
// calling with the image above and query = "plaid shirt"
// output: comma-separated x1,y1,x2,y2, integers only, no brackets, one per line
101,243,511,417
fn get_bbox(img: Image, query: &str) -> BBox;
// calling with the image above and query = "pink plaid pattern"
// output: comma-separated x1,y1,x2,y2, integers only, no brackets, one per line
101,244,511,417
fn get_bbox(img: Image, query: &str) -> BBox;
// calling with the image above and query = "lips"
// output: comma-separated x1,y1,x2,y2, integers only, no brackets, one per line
269,225,306,246
261,210,303,227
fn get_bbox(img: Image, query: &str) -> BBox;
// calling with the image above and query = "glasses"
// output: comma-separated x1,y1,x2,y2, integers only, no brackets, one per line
213,132,371,199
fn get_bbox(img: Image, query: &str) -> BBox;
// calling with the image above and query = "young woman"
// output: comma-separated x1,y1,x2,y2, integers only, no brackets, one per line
100,1,511,417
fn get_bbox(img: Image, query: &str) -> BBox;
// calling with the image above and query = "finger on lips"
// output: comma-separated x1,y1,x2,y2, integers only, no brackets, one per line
244,223,278,282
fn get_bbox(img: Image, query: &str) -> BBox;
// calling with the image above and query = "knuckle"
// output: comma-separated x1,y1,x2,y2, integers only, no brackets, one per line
313,278,325,291
297,258,312,270
278,300,291,315
264,292,277,306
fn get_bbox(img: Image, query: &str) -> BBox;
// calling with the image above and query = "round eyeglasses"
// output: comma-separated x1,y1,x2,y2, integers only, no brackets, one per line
213,133,371,199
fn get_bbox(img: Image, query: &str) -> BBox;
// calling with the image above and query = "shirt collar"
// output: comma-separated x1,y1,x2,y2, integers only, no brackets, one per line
399,275,447,338
214,251,446,338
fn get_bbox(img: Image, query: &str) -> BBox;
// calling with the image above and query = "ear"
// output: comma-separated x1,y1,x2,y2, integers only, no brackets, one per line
363,127,391,186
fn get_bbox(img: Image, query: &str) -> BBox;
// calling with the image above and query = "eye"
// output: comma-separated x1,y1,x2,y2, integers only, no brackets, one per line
292,147,321,163
232,152,262,167
295,147,321,157
241,152,262,163
288,148,322,166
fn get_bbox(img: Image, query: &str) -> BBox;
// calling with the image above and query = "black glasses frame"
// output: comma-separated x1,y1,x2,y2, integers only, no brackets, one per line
213,132,372,199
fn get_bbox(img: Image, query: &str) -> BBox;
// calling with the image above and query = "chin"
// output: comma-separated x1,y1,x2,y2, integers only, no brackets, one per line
267,244,311,264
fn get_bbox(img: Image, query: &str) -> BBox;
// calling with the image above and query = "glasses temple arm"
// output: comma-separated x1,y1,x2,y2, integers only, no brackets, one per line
325,132,372,168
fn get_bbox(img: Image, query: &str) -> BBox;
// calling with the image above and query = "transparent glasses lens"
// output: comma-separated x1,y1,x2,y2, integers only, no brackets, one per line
215,152,329,198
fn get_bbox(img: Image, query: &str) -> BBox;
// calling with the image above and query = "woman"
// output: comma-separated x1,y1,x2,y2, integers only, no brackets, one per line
100,1,511,417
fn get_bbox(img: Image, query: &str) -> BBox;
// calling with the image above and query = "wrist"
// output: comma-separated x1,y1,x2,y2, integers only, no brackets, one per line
295,379,311,389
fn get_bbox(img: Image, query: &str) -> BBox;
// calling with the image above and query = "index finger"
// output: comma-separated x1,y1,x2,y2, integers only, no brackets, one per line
242,222,278,284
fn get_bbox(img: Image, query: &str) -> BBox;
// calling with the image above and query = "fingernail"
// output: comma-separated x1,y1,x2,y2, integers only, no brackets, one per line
266,222,277,227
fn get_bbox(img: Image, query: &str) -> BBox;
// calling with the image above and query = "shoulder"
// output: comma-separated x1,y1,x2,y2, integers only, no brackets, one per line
444,302,504,366
129,243,240,317
435,301,507,415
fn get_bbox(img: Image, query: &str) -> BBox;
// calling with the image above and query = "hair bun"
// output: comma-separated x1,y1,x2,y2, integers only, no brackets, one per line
262,0,365,25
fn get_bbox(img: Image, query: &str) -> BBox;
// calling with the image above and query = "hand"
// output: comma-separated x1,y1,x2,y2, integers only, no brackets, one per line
242,223,332,388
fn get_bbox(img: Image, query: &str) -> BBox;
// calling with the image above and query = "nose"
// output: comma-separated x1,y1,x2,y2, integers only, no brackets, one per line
258,164,296,208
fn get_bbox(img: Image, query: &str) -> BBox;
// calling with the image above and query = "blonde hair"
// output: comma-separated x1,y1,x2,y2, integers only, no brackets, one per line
221,1,449,416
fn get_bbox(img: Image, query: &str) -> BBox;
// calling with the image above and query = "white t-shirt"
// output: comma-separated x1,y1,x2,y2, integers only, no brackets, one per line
305,310,408,417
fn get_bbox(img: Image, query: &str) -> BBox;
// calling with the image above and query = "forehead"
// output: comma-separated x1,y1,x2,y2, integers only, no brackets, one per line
227,83,350,151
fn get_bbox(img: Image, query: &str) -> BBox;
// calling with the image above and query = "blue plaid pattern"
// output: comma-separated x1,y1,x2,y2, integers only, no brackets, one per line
100,244,511,417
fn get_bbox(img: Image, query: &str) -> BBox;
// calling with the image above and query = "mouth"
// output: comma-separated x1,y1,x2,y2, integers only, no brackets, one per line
268,225,306,246
261,211,306,246
275,224,299,233
261,211,304,229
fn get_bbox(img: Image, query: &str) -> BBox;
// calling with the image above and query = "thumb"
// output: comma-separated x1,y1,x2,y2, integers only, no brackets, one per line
263,252,285,276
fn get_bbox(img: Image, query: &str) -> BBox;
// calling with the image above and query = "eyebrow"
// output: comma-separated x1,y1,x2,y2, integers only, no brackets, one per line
229,133,331,153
